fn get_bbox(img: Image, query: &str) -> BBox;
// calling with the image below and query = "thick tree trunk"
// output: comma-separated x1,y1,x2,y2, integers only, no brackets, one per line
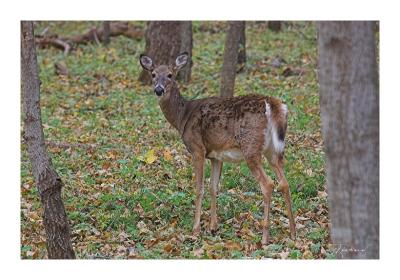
138,21,193,84
102,21,110,46
237,21,246,68
21,21,75,259
177,21,193,83
268,21,282,32
220,21,244,97
317,21,379,259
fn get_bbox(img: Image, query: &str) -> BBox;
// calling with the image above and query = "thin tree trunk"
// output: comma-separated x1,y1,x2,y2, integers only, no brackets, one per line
103,21,110,46
220,21,244,97
139,21,192,84
317,21,379,259
268,21,282,32
21,21,75,259
177,21,193,83
237,21,246,67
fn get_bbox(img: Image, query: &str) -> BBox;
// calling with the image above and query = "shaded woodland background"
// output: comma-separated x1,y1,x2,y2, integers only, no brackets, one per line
21,21,378,259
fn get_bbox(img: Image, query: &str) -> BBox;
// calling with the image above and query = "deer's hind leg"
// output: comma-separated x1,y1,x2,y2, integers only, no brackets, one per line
266,152,296,240
245,155,275,245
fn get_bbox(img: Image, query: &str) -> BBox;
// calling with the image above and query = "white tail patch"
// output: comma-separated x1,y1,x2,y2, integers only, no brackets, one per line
264,101,285,154
281,103,288,117
264,101,271,118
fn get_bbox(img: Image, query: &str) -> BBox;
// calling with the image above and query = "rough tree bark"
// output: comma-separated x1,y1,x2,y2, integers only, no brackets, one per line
138,21,193,84
317,21,379,259
237,21,246,69
220,21,245,97
268,21,282,32
103,21,110,46
177,21,193,83
21,21,75,259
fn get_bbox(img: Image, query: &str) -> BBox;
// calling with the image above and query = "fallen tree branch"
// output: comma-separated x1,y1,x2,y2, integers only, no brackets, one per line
35,37,71,55
35,22,143,54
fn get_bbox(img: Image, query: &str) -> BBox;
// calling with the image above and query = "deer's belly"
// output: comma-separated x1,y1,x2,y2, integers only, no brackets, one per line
207,149,245,163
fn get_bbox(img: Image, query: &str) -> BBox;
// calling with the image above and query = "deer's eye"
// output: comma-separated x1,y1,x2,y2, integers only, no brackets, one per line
151,73,156,78
167,73,172,79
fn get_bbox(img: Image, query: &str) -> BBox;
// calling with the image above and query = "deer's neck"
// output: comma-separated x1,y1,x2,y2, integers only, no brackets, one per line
159,82,189,135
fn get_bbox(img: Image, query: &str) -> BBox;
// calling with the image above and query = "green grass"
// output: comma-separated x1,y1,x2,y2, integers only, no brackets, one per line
20,21,330,259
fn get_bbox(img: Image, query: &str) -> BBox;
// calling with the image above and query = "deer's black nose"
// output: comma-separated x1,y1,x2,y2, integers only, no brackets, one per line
154,86,164,96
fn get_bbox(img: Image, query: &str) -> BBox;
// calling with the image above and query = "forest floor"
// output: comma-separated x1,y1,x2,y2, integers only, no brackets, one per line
21,21,331,259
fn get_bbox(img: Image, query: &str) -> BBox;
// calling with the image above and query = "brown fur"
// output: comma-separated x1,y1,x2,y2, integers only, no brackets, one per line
139,53,296,244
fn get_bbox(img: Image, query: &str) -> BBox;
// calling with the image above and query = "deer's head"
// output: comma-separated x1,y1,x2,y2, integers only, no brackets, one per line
139,52,189,97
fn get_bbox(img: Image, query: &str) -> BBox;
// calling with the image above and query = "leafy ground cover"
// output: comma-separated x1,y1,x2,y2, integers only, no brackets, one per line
21,21,332,259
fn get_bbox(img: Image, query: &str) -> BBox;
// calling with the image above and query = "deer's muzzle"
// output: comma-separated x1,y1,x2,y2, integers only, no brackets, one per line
154,86,165,96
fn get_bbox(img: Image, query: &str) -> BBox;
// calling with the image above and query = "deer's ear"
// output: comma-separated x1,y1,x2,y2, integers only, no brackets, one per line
174,52,189,71
140,54,154,71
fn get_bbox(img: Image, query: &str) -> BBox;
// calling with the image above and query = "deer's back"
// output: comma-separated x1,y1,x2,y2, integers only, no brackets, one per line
182,94,288,162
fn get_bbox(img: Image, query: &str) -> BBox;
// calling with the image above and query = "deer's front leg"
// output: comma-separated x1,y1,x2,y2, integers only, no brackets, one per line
210,159,223,233
192,154,205,236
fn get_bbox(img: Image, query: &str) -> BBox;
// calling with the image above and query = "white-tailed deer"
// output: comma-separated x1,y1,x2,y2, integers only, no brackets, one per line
139,52,296,244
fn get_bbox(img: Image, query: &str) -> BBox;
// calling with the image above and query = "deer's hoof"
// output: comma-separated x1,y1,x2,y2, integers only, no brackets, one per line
210,227,218,235
192,226,201,237
261,234,269,246
210,221,218,235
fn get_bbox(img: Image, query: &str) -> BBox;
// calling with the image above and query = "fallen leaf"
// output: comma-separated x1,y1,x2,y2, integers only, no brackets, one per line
26,250,38,258
102,162,111,170
163,243,173,253
296,216,309,221
128,246,139,259
317,191,328,199
193,247,204,257
144,238,160,248
225,241,242,251
134,203,145,217
137,221,150,234
279,251,290,259
163,149,173,161
116,245,127,255
303,250,313,259
119,231,129,242
91,227,101,236
296,223,305,229
27,212,40,221
144,149,157,164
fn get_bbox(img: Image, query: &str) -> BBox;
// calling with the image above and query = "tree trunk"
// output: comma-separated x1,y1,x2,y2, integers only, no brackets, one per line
21,21,75,259
317,21,379,259
177,21,193,83
138,21,193,84
102,21,110,46
237,21,246,69
220,21,244,97
268,21,282,32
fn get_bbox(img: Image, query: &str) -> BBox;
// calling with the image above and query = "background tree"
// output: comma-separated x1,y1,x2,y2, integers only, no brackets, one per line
220,21,245,97
237,21,246,71
138,21,193,84
317,21,379,259
268,21,282,32
177,21,193,83
21,21,75,259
